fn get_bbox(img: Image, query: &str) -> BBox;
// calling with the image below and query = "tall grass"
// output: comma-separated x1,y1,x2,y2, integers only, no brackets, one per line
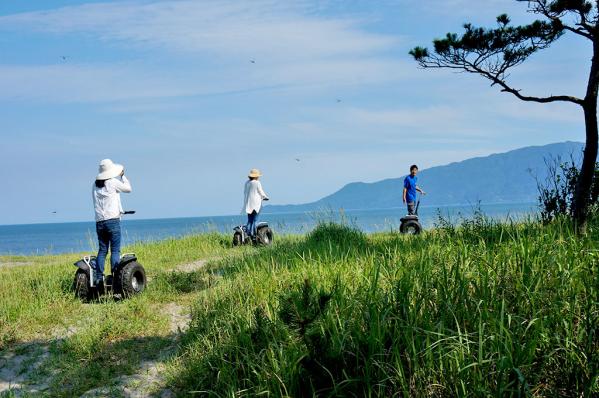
170,219,598,396
1,218,597,396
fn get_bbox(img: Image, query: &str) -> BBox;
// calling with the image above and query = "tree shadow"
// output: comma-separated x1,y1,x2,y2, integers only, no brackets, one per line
51,333,177,397
0,339,52,396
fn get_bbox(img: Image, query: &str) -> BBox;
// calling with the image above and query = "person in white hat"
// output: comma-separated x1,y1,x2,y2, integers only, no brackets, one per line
92,159,132,285
243,168,269,240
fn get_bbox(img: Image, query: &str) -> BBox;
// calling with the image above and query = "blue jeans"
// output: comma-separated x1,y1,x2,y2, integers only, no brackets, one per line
95,218,121,282
246,211,259,237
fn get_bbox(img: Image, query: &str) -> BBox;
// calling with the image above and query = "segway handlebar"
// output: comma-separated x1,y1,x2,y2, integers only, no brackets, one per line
123,210,136,215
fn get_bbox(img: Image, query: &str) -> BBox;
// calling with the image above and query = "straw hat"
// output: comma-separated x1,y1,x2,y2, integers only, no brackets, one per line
248,168,262,178
96,159,124,180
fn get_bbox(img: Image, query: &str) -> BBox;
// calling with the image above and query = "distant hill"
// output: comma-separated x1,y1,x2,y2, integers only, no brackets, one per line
264,142,584,214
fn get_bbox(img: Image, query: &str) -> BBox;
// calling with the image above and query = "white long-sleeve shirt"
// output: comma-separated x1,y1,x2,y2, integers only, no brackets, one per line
93,176,132,222
243,180,268,214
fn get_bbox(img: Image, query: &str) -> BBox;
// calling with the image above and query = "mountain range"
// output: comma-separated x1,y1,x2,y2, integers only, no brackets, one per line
263,141,584,214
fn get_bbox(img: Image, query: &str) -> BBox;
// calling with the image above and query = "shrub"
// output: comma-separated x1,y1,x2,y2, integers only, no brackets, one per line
537,156,599,222
306,222,367,248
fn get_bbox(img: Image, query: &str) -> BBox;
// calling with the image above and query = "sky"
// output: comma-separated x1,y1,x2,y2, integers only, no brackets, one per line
0,0,590,225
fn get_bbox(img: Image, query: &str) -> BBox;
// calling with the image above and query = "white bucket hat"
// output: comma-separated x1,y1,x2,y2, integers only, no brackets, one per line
96,159,124,180
248,168,262,178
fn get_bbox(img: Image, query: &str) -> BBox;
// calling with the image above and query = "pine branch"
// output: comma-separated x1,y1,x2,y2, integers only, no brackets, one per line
416,54,584,105
410,9,587,106
520,0,596,40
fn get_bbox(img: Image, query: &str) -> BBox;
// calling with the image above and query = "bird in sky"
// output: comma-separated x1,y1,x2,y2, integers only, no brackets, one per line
61,56,68,61
336,98,342,103
52,211,57,214
250,59,256,64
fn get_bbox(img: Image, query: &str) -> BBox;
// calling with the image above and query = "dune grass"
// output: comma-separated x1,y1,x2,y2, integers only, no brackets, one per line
1,216,597,397
167,217,598,397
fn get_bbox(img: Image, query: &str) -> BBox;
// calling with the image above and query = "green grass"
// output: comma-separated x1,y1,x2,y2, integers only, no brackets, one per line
0,233,230,396
168,217,598,397
1,217,597,397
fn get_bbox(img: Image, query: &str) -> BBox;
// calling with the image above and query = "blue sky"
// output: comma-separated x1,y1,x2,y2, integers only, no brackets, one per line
0,0,589,225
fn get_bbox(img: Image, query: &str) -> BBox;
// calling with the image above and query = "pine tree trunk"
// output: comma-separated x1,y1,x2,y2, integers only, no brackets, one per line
572,37,599,232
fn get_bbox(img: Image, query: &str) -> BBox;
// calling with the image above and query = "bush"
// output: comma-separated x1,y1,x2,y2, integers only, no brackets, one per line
537,156,599,222
306,222,367,248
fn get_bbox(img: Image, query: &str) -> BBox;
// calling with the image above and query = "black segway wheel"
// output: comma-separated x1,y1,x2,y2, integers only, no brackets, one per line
257,227,274,246
233,232,243,246
115,261,147,297
73,269,91,301
400,220,422,235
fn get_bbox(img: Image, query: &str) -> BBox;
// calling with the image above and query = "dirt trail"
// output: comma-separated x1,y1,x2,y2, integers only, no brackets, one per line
0,342,51,395
79,258,210,397
0,261,33,268
174,259,209,273
79,303,189,398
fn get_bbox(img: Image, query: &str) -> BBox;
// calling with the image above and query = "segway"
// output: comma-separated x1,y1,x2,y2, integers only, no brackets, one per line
73,211,147,301
400,195,423,234
233,223,274,246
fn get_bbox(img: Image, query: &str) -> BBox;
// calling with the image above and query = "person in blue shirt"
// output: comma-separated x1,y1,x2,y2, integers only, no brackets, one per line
403,164,425,215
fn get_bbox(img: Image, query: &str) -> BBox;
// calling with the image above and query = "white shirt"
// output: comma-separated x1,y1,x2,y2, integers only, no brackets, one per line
243,180,268,214
92,176,132,222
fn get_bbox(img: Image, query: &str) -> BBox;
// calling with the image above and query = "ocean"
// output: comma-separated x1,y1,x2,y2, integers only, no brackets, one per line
0,202,537,256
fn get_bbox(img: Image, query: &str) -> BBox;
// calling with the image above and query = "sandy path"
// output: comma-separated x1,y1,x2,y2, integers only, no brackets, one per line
0,342,51,395
79,303,190,398
0,261,33,268
174,259,209,273
79,258,211,397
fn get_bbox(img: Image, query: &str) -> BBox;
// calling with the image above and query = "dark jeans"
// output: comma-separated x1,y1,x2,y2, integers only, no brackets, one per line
95,218,121,282
246,211,259,237
407,202,416,215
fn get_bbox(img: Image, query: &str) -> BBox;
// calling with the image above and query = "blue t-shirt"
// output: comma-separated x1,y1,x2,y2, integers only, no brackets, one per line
404,175,418,203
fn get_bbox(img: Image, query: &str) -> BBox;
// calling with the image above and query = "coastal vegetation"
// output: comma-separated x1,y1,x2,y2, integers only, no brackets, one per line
1,212,597,396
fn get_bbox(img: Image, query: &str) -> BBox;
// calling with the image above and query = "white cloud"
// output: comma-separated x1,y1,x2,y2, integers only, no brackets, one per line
0,64,193,102
0,57,406,103
0,0,405,103
0,0,395,59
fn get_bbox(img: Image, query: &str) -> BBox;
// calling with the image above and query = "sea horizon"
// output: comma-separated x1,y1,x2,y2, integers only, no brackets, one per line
0,200,538,228
0,202,538,256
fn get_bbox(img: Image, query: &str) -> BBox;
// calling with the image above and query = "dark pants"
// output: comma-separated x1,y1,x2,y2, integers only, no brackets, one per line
407,202,416,215
95,218,121,282
246,210,259,237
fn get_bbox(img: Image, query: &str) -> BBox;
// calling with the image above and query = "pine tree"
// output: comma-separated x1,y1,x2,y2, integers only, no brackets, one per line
410,0,599,230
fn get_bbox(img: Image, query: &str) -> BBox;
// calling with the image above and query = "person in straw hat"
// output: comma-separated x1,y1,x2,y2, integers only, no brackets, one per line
92,159,132,285
243,168,269,240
